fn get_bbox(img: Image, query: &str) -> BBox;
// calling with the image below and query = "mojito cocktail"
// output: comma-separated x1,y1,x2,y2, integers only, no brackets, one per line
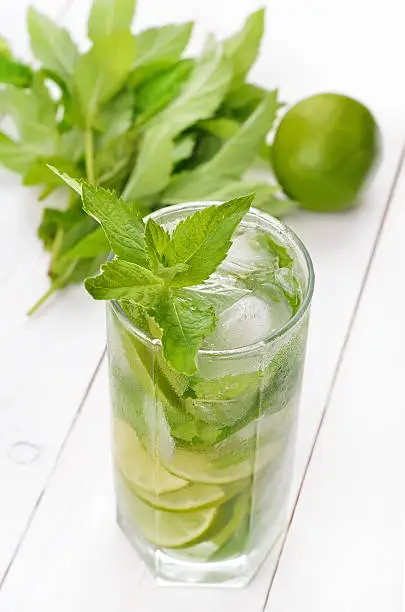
104,200,314,586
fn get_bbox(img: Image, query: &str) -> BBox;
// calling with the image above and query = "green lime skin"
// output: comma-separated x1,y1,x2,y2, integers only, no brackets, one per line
272,93,380,212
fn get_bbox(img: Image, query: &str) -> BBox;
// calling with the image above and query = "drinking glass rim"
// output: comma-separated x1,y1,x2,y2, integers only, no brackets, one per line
111,201,315,358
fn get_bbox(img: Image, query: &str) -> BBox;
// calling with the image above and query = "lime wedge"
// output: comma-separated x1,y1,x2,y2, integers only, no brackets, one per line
119,480,216,548
113,419,188,494
130,479,226,512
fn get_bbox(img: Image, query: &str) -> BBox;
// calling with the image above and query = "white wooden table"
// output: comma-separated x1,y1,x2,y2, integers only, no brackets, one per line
1,1,405,610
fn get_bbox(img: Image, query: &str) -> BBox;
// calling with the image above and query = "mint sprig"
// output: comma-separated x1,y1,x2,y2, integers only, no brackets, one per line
54,170,254,374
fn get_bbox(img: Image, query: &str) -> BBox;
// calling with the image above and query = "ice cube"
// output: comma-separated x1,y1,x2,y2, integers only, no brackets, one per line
221,230,266,275
188,271,250,315
203,295,274,350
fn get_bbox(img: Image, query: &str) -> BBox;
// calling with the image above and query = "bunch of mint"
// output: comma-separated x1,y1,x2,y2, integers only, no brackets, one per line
0,0,292,312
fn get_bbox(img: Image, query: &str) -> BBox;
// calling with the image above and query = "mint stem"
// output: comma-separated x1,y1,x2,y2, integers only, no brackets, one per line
27,284,58,316
85,127,95,184
50,227,64,271
27,261,78,316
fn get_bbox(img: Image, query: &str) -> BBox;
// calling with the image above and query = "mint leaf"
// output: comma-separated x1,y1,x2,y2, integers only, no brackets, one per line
73,31,136,125
0,132,35,173
0,55,32,87
85,259,164,303
200,90,277,176
38,206,83,251
57,227,109,260
197,182,278,209
0,80,62,175
164,92,279,200
123,126,173,200
224,83,268,120
242,233,302,315
95,133,135,187
164,194,253,287
172,136,195,164
81,184,148,266
144,218,170,271
0,88,58,155
47,166,83,194
255,233,294,268
95,89,135,143
59,129,84,164
23,159,78,188
163,178,277,208
190,371,260,400
151,289,216,375
226,83,266,109
52,214,97,268
134,59,194,127
185,372,261,428
49,171,149,266
198,182,295,218
0,37,11,58
274,268,302,313
118,299,149,331
170,420,198,443
135,23,193,68
27,7,79,80
144,219,189,282
198,117,240,140
88,0,137,42
223,9,265,89
147,43,232,138
262,334,306,409
57,254,107,286
157,264,190,284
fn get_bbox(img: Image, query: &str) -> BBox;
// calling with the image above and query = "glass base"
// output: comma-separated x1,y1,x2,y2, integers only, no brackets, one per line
117,509,284,587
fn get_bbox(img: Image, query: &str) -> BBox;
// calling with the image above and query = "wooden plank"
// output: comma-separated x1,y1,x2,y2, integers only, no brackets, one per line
267,155,405,611
0,0,106,585
1,0,405,609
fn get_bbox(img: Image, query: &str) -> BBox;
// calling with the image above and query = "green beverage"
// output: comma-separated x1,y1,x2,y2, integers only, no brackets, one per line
103,200,314,586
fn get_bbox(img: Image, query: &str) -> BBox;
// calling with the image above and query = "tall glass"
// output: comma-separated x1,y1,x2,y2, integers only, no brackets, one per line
107,202,314,586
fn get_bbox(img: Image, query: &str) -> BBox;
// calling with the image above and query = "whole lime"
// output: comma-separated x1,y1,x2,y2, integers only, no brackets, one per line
272,93,379,212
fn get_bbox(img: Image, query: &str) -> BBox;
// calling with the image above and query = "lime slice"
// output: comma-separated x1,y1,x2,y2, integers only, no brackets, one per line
166,494,250,561
164,408,288,484
130,479,226,512
113,419,188,494
126,476,247,512
165,450,253,484
164,436,283,484
119,480,216,548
